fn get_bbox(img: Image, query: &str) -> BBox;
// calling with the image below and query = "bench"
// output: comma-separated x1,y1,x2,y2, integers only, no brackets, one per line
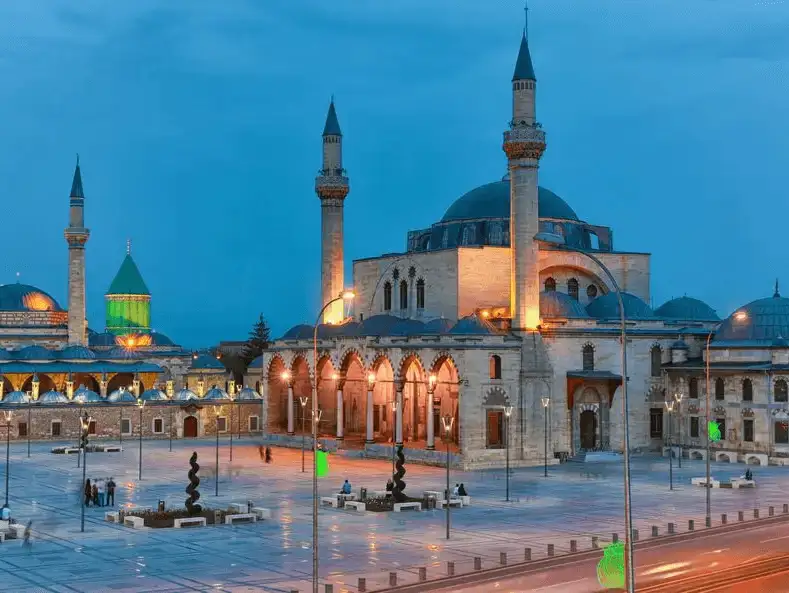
173,517,206,528
9,524,25,538
124,505,152,513
345,501,367,512
65,448,80,455
731,479,756,489
251,507,271,520
105,511,120,523
225,513,257,525
321,496,339,508
424,490,443,498
438,498,463,508
394,502,421,512
0,532,4,543
460,496,471,506
103,446,122,453
229,503,250,513
123,516,145,529
691,477,720,488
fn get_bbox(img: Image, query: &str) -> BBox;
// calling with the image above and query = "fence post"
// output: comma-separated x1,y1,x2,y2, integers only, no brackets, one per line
358,578,366,593
612,533,619,543
447,561,455,576
524,548,532,561
592,536,599,549
548,544,555,557
651,526,658,537
474,557,482,570
500,552,507,566
739,511,744,522
770,506,775,517
389,572,397,587
721,513,727,525
419,567,427,582
784,503,788,514
754,509,760,519
570,540,577,553
668,522,675,534
688,520,694,531
325,585,333,593
632,529,639,541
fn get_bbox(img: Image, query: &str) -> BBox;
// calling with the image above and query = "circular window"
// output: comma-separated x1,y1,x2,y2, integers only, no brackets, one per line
587,285,598,299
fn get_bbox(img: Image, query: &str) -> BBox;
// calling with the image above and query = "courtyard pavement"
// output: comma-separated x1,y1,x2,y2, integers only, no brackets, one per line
2,438,788,592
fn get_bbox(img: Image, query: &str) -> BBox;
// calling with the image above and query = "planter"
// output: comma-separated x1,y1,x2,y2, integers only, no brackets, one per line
123,508,228,528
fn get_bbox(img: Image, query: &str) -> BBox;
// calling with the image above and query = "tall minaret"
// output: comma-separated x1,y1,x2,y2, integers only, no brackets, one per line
64,156,90,344
315,98,349,324
504,7,545,331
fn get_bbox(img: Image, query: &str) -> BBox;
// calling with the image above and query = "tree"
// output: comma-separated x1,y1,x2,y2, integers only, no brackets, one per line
241,313,270,366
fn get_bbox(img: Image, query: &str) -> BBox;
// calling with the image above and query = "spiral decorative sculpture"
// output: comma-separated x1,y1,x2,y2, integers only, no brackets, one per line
185,451,202,515
391,445,407,503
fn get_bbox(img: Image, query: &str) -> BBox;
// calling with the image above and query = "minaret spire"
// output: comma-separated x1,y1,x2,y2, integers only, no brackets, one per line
775,278,781,298
64,156,90,345
127,238,131,255
524,1,529,40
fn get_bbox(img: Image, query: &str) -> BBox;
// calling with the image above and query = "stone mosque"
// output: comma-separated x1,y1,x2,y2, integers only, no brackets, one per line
248,17,789,469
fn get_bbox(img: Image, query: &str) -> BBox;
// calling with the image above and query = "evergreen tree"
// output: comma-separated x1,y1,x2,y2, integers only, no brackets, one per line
241,313,270,366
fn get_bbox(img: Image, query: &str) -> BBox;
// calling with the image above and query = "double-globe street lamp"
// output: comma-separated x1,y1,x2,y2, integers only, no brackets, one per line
137,398,145,481
300,395,309,473
674,392,683,469
79,411,92,533
535,231,635,593
3,410,12,507
504,405,513,502
665,399,675,491
541,397,550,477
441,414,455,540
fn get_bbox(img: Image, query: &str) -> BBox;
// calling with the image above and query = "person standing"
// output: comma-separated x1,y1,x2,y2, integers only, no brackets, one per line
84,479,92,507
91,480,99,506
106,477,116,506
97,478,106,507
22,520,32,550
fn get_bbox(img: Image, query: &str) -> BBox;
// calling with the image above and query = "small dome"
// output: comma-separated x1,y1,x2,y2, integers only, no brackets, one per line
73,386,102,402
14,345,55,360
716,293,789,342
389,319,427,336
204,386,230,400
540,291,590,319
190,353,225,370
422,318,454,334
0,283,63,312
0,349,12,360
358,315,402,337
59,346,97,360
107,388,137,403
237,387,262,400
280,324,314,340
337,321,361,337
441,182,579,223
248,355,264,368
586,292,655,320
670,340,690,351
174,388,198,401
38,390,68,403
140,388,168,401
89,332,118,347
449,314,498,335
106,346,139,360
2,391,30,404
150,332,175,346
655,297,719,321
774,336,789,348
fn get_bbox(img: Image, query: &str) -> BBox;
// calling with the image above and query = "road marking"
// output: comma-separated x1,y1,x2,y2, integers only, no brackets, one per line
701,548,729,555
760,534,789,543
528,578,589,591
643,562,692,576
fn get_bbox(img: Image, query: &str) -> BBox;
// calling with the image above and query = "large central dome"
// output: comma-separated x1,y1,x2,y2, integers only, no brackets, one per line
441,179,579,223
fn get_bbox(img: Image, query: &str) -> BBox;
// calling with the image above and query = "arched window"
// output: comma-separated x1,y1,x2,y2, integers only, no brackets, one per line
399,280,408,310
587,285,598,299
489,355,502,380
650,345,662,378
416,279,425,309
568,278,579,301
544,277,556,292
441,228,448,249
489,223,503,246
582,344,594,371
715,377,725,400
461,225,476,245
689,377,699,399
775,379,788,403
383,282,392,311
742,378,753,402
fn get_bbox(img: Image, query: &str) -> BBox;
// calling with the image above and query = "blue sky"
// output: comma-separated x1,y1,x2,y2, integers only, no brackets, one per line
1,0,787,347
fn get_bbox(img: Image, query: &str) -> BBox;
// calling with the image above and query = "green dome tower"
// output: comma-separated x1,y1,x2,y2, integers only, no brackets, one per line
105,240,151,335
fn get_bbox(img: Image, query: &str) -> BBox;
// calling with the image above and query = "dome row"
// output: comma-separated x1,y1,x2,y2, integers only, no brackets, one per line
0,344,168,361
1,385,261,405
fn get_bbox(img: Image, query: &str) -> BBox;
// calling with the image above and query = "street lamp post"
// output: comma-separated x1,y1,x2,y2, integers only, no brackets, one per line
77,400,83,468
215,404,220,497
441,414,454,540
674,392,683,469
390,398,399,476
311,289,355,593
665,399,675,490
26,393,31,458
535,231,635,592
137,399,145,481
504,405,513,501
3,411,12,507
300,396,309,473
169,405,173,452
541,397,550,477
79,412,91,532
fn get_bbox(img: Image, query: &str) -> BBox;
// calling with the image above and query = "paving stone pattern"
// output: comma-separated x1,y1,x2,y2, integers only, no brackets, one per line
1,440,786,592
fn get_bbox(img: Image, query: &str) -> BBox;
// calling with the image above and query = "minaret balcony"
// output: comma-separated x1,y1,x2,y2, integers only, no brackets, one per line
64,228,90,248
503,124,546,161
315,175,350,200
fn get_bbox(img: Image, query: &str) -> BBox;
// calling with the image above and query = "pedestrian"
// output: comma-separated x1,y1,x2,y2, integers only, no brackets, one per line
106,477,116,506
258,445,265,461
92,480,99,506
265,446,272,463
97,477,106,507
22,520,32,550
84,479,92,507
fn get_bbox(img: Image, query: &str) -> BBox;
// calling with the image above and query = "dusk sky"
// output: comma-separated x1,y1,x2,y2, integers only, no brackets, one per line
1,0,787,347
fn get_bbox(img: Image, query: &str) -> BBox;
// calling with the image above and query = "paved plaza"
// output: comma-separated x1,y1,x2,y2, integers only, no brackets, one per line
2,439,789,592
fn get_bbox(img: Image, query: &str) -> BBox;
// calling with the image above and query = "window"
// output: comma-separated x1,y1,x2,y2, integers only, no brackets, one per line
399,280,408,310
742,378,753,402
461,225,476,245
582,344,594,371
715,378,725,400
249,416,260,432
743,419,754,442
121,419,131,435
716,417,726,439
383,282,392,311
567,278,579,301
649,408,663,439
776,379,788,403
489,223,503,245
689,378,699,399
88,420,96,435
544,277,556,292
18,423,27,437
441,229,448,249
489,355,502,380
153,418,164,434
650,345,662,378
51,421,61,437
587,285,598,299
486,410,504,448
776,420,789,444
690,416,699,438
416,279,425,310
217,416,228,432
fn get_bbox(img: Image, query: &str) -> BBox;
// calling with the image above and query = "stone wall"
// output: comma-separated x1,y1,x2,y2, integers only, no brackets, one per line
457,247,510,316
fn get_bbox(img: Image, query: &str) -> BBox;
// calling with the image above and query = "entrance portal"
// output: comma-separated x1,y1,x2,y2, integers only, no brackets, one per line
183,415,198,438
580,410,597,450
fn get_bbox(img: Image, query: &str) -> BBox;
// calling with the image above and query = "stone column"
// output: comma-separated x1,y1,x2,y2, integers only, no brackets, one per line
336,389,344,440
395,389,404,446
260,378,269,433
287,385,295,435
365,389,374,443
427,387,435,450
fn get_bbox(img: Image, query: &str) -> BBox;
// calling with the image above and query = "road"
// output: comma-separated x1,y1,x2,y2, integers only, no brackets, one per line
432,519,789,592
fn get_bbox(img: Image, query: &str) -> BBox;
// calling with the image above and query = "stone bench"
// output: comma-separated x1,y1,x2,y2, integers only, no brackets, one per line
321,496,339,508
124,505,152,512
424,490,443,498
731,479,756,489
102,446,122,453
64,448,80,455
225,513,256,525
251,507,271,520
123,516,145,529
9,524,25,538
460,496,471,506
691,477,720,488
105,511,120,523
345,501,367,512
173,517,206,528
394,502,421,512
229,503,250,513
438,498,463,508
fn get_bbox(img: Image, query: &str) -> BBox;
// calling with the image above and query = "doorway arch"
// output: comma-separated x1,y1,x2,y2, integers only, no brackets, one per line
183,415,198,438
580,410,597,450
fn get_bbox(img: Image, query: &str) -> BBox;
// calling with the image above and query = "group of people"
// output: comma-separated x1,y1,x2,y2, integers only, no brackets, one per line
258,446,273,463
84,477,116,507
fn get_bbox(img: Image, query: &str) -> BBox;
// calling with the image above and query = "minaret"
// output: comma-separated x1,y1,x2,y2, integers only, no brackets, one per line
64,156,90,345
504,6,545,331
315,98,349,324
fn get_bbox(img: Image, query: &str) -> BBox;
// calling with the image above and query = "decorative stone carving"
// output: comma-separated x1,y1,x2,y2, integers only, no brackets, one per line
483,386,509,407
741,408,754,417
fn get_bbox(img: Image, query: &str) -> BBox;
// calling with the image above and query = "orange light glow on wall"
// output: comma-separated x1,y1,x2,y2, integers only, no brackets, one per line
115,333,152,348
23,292,55,311
525,308,541,331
